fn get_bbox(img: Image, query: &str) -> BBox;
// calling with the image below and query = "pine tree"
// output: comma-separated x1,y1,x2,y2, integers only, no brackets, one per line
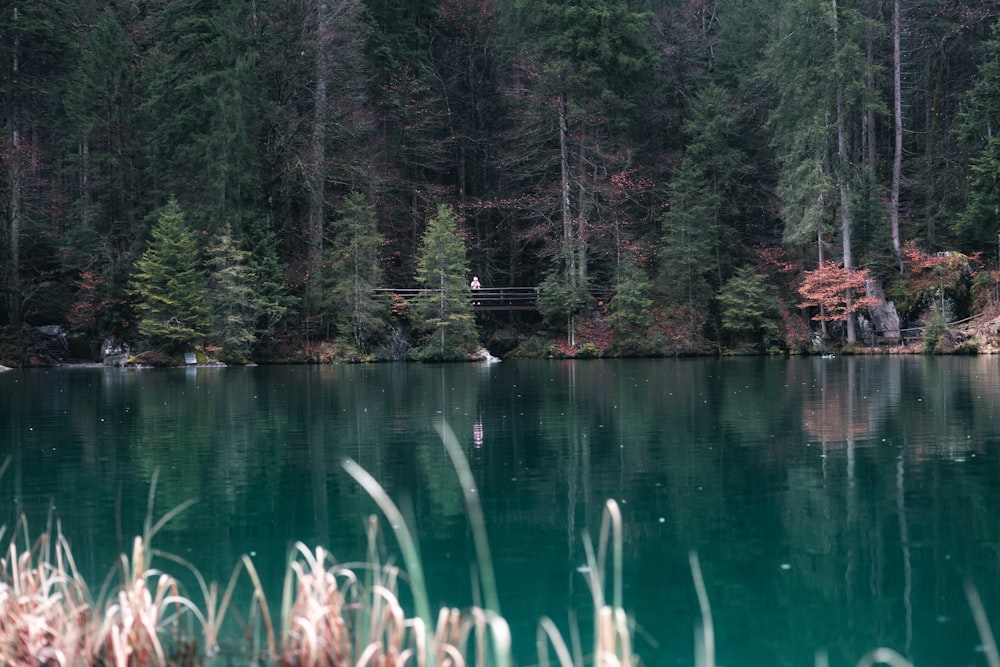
0,0,73,325
957,22,1000,250
206,224,257,361
658,157,717,309
718,266,781,352
764,0,871,342
766,0,842,254
608,259,655,356
324,192,387,357
513,0,656,286
142,0,265,230
410,204,478,360
681,83,746,278
241,216,298,350
536,251,590,347
129,200,211,352
61,7,142,241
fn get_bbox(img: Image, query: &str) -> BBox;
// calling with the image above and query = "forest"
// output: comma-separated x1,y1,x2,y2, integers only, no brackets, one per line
3,0,1000,363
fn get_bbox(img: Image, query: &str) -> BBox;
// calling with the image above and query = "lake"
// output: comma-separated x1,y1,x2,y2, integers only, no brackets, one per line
2,357,1000,666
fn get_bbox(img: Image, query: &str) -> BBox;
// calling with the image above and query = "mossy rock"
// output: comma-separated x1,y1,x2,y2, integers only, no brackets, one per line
131,350,175,366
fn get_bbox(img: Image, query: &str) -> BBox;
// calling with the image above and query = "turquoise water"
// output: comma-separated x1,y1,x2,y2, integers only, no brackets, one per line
3,357,1000,666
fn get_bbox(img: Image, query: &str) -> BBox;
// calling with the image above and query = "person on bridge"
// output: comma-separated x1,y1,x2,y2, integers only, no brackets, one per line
470,276,481,305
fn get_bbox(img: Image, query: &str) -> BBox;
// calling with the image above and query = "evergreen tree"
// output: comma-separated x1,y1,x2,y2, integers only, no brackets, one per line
206,223,257,361
129,200,211,352
537,251,590,347
247,0,374,313
718,266,781,352
608,259,655,356
142,0,265,230
658,156,717,309
324,192,387,357
367,0,438,72
432,0,503,203
241,216,298,350
410,204,478,360
765,0,843,253
957,21,1000,251
61,6,143,243
905,1,998,248
681,83,747,277
763,0,871,342
0,0,74,325
513,0,656,286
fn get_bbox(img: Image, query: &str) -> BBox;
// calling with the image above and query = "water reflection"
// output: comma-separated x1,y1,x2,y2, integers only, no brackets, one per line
2,359,1000,666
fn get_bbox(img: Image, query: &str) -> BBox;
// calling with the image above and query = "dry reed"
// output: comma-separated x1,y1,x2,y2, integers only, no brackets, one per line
3,438,999,667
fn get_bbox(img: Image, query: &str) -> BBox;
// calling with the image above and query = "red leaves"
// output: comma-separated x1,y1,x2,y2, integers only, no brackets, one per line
887,242,981,315
752,244,798,275
899,241,977,294
797,262,881,322
67,271,112,330
609,169,654,199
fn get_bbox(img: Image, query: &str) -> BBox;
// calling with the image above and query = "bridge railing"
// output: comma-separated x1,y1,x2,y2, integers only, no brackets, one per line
373,286,615,311
373,287,540,310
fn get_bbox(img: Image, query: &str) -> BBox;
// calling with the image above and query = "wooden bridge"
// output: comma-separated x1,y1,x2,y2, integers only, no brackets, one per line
373,287,615,311
374,287,541,311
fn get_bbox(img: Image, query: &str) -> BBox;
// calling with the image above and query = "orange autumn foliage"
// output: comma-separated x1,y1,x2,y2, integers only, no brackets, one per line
900,241,978,294
797,262,881,322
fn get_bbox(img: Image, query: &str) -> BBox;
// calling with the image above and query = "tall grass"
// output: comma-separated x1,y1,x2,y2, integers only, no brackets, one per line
1,436,997,667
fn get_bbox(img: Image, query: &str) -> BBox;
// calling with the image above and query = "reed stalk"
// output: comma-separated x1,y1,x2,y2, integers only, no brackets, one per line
5,435,1000,667
154,549,243,654
434,418,501,615
688,551,714,667
343,457,433,631
240,553,279,660
853,648,913,667
966,579,1000,667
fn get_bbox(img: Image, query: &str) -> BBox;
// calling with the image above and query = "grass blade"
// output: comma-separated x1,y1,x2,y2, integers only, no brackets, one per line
966,579,1000,667
537,616,575,667
854,647,913,667
343,457,432,629
434,418,501,615
689,551,715,667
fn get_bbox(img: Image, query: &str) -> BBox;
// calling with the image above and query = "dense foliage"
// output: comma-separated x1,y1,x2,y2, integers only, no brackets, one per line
3,0,1000,359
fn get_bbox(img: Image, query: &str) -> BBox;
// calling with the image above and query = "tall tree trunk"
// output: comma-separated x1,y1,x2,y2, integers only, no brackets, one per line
834,0,856,344
6,129,20,327
575,138,593,287
925,54,943,246
307,0,330,315
5,6,21,326
80,139,91,229
559,91,573,277
890,0,903,267
818,224,829,340
838,105,855,343
865,18,877,179
558,91,576,346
